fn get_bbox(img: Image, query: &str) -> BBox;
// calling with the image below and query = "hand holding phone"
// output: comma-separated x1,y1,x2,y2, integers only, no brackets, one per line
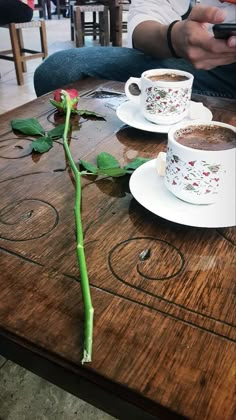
213,23,236,40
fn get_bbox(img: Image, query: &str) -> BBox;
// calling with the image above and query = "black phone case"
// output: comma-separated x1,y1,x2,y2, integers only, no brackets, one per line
213,24,236,40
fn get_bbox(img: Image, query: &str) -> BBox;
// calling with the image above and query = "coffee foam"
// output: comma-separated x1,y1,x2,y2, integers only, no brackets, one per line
174,125,216,139
174,124,235,151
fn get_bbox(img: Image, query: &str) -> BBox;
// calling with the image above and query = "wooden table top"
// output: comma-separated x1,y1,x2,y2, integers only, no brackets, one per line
0,79,235,420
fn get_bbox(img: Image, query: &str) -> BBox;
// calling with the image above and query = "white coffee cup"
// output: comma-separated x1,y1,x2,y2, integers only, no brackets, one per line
157,120,236,205
125,68,194,125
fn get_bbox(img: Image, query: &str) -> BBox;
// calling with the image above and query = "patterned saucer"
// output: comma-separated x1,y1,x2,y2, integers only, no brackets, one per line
129,159,235,228
116,100,213,134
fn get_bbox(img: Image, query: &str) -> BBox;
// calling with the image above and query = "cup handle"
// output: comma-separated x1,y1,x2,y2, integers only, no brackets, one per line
156,152,166,176
124,77,141,104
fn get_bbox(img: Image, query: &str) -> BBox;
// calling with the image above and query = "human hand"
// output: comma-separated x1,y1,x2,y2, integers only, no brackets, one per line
171,6,236,69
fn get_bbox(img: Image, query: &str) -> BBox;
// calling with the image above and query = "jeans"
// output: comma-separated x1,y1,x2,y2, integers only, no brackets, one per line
34,46,236,99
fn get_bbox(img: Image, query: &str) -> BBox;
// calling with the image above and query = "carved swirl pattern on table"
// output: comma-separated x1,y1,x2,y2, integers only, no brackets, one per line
0,198,59,241
0,138,34,159
108,237,184,282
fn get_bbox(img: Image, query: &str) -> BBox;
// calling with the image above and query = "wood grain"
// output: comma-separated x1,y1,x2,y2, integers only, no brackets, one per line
0,80,235,420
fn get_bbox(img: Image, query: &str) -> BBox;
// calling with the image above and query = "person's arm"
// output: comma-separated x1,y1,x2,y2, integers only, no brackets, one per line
127,0,188,50
133,20,173,58
132,5,236,69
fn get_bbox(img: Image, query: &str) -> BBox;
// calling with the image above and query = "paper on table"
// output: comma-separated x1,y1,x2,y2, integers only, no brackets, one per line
105,95,128,111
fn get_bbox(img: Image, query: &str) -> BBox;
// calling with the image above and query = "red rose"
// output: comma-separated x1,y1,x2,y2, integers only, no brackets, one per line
54,88,79,111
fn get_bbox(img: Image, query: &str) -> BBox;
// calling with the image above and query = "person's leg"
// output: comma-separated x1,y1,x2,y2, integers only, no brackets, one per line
34,47,153,95
0,0,33,25
34,46,236,98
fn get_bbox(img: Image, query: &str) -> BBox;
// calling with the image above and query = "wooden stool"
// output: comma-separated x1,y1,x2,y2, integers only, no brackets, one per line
109,0,130,47
73,4,109,47
0,20,48,85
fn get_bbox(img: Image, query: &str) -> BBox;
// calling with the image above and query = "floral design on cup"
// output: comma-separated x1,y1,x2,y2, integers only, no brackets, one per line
165,147,223,196
145,87,191,116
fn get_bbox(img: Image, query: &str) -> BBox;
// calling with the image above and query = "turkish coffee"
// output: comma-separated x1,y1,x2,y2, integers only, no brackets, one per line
148,73,189,82
174,124,236,151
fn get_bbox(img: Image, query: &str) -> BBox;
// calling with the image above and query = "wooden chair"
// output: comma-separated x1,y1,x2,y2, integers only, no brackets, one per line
0,20,48,85
70,0,95,42
73,3,109,47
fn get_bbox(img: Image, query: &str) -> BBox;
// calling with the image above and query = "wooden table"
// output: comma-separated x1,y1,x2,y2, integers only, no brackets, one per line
0,79,235,420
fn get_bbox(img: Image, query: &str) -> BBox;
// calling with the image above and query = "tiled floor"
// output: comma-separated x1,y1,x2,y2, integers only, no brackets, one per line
0,13,123,420
0,12,128,114
0,358,116,420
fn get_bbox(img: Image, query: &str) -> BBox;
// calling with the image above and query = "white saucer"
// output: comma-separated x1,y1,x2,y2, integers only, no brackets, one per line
129,159,235,228
116,100,213,133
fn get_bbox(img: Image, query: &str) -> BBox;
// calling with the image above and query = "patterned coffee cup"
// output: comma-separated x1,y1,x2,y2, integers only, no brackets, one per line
162,121,236,205
125,69,194,125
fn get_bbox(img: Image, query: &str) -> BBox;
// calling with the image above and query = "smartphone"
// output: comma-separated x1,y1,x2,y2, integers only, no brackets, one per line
213,23,236,40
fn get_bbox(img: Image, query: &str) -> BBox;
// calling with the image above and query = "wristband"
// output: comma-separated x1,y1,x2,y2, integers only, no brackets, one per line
167,20,180,58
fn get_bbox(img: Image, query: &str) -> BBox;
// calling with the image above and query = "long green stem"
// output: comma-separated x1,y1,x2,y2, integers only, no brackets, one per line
63,95,94,364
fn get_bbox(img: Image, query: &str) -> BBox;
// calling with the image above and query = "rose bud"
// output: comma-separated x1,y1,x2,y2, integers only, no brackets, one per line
51,88,80,113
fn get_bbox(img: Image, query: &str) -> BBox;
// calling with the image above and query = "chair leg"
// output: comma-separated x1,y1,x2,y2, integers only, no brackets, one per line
46,0,52,19
38,0,46,19
39,20,48,58
103,6,109,46
57,0,61,19
109,3,115,44
16,28,27,72
41,0,47,19
92,11,97,40
70,4,74,40
74,8,84,47
9,23,24,85
109,3,122,46
81,11,85,45
99,11,104,46
115,5,123,47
